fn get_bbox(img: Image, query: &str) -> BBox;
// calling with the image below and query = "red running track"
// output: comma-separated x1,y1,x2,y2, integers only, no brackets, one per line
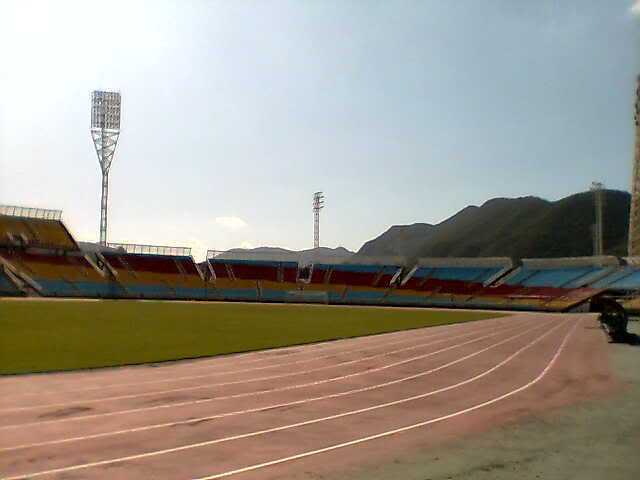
0,312,616,480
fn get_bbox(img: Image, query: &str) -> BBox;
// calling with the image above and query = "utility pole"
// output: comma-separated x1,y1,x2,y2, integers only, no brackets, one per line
590,182,604,256
628,76,640,256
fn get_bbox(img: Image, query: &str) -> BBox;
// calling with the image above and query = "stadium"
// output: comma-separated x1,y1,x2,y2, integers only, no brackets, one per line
1,210,640,313
2,111,640,478
1,3,640,479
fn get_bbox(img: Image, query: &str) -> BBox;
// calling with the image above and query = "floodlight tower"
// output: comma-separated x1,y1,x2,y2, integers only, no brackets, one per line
313,191,324,249
590,182,604,256
90,91,121,246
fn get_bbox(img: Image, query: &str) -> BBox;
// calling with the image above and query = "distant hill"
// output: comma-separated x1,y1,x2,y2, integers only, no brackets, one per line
77,241,120,253
356,190,630,260
216,246,354,262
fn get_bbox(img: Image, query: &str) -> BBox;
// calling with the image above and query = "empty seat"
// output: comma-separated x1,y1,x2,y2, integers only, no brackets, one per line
329,264,380,286
0,251,113,297
103,253,203,298
0,215,76,250
505,267,604,288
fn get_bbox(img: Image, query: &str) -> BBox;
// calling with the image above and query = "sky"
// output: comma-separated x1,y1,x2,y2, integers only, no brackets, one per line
0,0,639,261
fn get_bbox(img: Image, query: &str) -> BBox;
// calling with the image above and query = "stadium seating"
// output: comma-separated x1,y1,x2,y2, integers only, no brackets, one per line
503,267,611,288
328,264,379,286
0,215,76,250
393,259,512,308
282,263,298,283
103,252,205,299
544,288,604,311
460,258,618,311
375,265,402,287
206,259,300,302
342,287,388,304
0,208,622,314
259,261,300,302
428,266,502,283
398,266,501,293
321,264,400,304
0,267,21,296
591,267,640,290
0,250,115,297
309,264,332,284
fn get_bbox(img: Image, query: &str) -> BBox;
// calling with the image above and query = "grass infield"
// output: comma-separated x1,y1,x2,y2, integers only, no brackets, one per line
0,300,505,374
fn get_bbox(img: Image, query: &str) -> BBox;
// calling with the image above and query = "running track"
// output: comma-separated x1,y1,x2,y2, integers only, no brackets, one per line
0,311,615,480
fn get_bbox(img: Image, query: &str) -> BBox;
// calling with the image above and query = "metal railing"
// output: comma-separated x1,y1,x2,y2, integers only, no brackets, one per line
108,243,191,256
0,205,62,220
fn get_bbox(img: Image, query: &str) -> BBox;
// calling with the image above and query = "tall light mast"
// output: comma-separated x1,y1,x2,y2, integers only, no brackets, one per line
313,191,324,249
590,182,604,256
628,76,640,256
91,91,121,246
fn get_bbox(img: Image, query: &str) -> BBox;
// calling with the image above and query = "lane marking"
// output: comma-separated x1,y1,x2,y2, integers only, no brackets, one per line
1,319,570,480
0,318,532,429
0,319,553,452
194,318,580,480
0,317,529,413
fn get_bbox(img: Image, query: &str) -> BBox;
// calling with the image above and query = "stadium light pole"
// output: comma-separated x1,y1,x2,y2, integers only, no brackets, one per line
90,91,121,246
590,181,604,256
313,192,324,249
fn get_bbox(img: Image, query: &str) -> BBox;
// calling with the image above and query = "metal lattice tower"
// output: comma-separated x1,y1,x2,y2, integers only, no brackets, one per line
590,182,604,256
629,76,640,256
313,191,324,249
90,91,121,246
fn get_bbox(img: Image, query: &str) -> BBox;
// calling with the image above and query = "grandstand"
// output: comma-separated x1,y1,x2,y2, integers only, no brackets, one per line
206,256,298,302
0,250,116,297
0,206,77,250
4,205,640,313
102,249,205,299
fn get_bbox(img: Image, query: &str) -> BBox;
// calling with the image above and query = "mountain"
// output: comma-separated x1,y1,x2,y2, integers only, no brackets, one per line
356,190,630,260
77,241,120,253
217,246,354,261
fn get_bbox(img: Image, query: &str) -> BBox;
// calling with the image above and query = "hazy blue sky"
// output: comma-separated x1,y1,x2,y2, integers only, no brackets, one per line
1,0,639,260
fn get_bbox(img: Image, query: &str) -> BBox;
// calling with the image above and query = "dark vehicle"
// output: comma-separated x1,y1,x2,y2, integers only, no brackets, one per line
591,297,629,342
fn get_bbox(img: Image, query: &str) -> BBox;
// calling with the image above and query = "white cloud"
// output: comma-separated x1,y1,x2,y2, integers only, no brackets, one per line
215,216,248,231
239,241,255,249
631,0,640,15
184,237,208,262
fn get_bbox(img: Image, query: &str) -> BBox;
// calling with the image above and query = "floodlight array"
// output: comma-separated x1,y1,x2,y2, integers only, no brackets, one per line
91,91,121,130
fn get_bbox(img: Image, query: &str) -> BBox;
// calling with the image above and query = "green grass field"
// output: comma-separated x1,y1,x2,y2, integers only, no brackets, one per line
0,300,505,374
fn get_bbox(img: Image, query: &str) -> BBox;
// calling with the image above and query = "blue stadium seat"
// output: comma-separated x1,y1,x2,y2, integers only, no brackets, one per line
217,288,258,301
386,294,428,306
603,269,640,289
0,270,20,295
429,267,500,282
343,290,386,304
591,268,639,288
35,279,78,296
505,267,604,288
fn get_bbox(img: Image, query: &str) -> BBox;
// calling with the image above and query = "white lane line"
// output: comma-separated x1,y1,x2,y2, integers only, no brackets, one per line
194,318,580,480
0,318,532,429
2,315,512,399
0,317,528,413
1,319,569,480
0,315,484,399
0,319,553,452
